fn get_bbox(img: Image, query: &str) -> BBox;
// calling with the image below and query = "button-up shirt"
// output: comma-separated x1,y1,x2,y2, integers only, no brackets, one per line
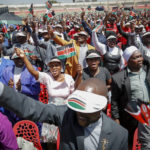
128,67,150,102
84,116,102,150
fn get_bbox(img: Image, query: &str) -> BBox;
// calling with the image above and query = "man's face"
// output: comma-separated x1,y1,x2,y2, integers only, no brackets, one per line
13,58,24,68
135,27,143,34
55,27,63,33
86,57,100,71
9,26,14,32
128,51,143,71
42,32,50,40
16,36,27,44
78,34,87,43
76,111,101,127
142,35,150,47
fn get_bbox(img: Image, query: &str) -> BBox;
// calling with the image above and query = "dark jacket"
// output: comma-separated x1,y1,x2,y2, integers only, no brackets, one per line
0,85,128,150
111,65,150,125
117,24,136,48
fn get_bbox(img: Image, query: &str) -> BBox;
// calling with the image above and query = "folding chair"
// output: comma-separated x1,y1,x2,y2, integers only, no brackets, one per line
132,128,141,150
13,120,42,150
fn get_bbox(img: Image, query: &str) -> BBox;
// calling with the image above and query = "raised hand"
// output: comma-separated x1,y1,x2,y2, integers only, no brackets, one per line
76,64,83,76
47,25,54,37
14,47,25,59
8,78,14,88
16,79,21,91
30,55,38,60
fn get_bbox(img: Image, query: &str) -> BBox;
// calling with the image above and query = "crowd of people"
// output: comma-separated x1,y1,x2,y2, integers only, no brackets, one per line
0,5,150,150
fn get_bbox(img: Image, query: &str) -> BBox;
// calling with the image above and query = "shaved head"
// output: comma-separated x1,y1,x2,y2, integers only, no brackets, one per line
77,78,108,98
76,78,108,127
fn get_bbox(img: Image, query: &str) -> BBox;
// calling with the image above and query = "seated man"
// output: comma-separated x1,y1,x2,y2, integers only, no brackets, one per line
0,112,18,149
0,78,128,150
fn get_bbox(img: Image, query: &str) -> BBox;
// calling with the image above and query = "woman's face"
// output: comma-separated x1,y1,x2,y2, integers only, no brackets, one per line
107,38,117,48
49,62,62,78
86,58,100,71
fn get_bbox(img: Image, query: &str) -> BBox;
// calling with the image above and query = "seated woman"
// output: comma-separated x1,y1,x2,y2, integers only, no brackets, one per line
76,50,111,90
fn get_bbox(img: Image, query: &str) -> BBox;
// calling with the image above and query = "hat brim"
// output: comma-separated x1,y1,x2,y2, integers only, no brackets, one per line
67,90,107,113
46,58,61,65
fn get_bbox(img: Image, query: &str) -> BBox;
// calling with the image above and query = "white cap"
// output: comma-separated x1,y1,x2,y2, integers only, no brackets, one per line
74,25,80,28
107,35,117,40
16,32,26,37
142,32,150,37
123,46,139,62
67,90,107,113
78,31,88,36
66,26,70,29
125,22,130,26
55,24,63,28
73,33,79,37
86,52,100,59
46,57,61,65
38,29,43,33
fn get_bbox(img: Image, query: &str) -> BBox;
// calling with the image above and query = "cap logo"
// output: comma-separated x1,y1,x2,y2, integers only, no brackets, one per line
68,98,86,110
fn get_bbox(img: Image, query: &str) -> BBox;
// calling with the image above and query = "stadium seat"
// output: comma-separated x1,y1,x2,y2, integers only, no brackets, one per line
132,128,141,150
107,103,111,118
13,120,42,150
39,84,48,104
56,130,60,150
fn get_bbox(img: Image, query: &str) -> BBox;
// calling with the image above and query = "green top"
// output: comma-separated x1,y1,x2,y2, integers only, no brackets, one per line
128,67,150,103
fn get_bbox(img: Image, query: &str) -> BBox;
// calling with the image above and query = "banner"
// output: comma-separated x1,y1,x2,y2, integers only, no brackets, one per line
45,1,52,10
125,100,150,126
57,43,76,59
28,3,34,15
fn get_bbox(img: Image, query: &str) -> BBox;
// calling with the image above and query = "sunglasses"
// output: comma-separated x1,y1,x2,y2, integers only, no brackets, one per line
107,39,117,43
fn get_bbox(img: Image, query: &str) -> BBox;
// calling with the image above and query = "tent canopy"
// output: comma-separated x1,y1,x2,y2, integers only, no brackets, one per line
0,12,22,25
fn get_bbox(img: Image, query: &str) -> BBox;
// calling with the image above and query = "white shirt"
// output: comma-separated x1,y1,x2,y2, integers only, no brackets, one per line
38,72,75,103
14,66,23,90
78,44,88,68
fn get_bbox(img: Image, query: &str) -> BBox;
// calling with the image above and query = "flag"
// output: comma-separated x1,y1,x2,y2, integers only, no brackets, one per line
45,1,52,10
45,10,53,20
130,11,136,17
28,3,34,15
125,100,150,126
23,49,34,56
112,7,118,12
57,43,76,59
94,22,103,32
87,5,91,11
2,25,9,39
